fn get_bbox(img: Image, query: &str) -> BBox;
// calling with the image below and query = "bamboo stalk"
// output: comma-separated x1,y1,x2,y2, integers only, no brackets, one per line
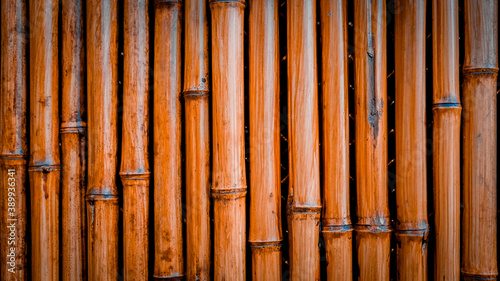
319,0,352,280
248,0,282,280
153,0,184,279
61,0,87,279
394,0,428,280
461,0,498,280
86,0,120,279
432,0,461,279
286,0,321,279
183,0,211,279
210,0,247,279
0,0,28,279
353,0,391,280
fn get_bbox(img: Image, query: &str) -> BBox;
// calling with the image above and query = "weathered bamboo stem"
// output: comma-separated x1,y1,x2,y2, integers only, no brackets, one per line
319,0,352,280
0,0,28,279
86,0,120,279
210,0,247,279
394,0,428,280
354,0,391,280
461,0,498,280
248,0,282,280
183,0,211,279
61,0,87,279
286,0,321,279
432,0,461,280
153,0,184,279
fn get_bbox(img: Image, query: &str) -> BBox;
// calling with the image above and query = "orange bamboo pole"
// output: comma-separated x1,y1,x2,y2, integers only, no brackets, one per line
319,0,352,280
248,0,282,280
461,0,498,280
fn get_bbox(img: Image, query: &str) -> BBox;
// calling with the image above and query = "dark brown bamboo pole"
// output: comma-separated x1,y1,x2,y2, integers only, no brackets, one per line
286,0,321,279
210,0,247,279
153,0,184,279
432,0,461,279
183,0,211,279
86,0,120,279
28,0,60,279
394,0,428,280
0,0,28,279
353,0,391,280
248,0,282,280
319,0,352,280
461,0,498,280
61,0,87,279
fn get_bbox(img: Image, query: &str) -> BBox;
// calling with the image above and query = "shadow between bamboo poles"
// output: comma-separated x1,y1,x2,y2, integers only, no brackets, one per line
0,1,29,279
153,0,184,279
461,0,498,280
353,0,391,280
86,0,120,279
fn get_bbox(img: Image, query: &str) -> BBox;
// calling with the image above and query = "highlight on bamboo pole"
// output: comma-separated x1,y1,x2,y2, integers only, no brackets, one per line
210,0,247,279
286,0,321,279
319,0,352,280
0,0,28,279
153,0,184,279
461,0,498,280
431,0,461,279
183,0,211,279
86,0,120,279
248,0,282,280
353,0,391,280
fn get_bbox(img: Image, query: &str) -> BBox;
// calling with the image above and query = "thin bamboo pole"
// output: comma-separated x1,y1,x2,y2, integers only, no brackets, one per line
0,0,28,279
248,0,282,280
28,0,60,279
461,0,498,280
394,0,428,280
286,0,321,279
183,0,211,279
153,0,184,279
210,0,247,279
319,0,352,280
353,0,391,280
61,0,87,279
86,0,120,279
432,0,461,280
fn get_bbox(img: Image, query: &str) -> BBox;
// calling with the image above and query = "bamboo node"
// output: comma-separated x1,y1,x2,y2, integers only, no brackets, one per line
28,164,61,172
60,121,86,134
154,0,182,7
183,90,210,98
463,66,499,75
209,0,245,7
355,224,392,233
119,171,151,180
249,243,282,253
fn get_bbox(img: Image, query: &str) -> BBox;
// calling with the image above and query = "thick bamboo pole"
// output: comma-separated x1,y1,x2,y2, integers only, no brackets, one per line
394,0,428,280
210,0,247,279
153,0,184,279
353,0,391,280
248,0,282,280
432,0,461,280
0,0,28,279
61,0,87,279
86,0,120,279
461,0,498,280
183,0,211,279
28,0,60,279
319,1,352,280
286,0,321,279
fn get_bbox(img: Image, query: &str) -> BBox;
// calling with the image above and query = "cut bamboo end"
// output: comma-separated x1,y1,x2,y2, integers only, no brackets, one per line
289,211,321,280
323,226,353,281
250,243,282,281
355,225,392,281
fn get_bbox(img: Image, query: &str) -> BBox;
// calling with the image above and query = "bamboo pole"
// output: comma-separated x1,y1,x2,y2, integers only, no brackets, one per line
432,0,461,279
0,0,28,279
319,0,352,280
86,0,120,279
461,0,498,280
28,0,61,279
353,0,391,280
210,0,247,279
248,0,282,280
183,0,211,279
153,0,184,279
61,0,87,279
286,0,321,279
